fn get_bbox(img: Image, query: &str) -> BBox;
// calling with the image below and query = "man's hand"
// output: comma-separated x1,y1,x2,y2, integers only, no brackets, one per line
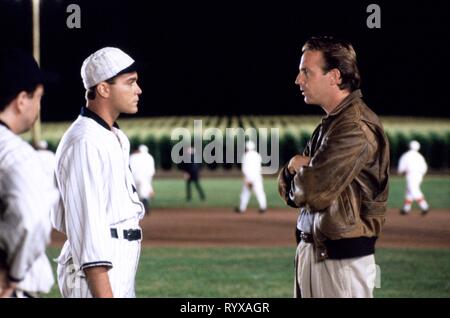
287,155,310,174
84,266,113,298
244,180,253,189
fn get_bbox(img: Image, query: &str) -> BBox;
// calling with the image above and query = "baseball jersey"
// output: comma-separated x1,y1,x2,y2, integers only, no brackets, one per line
398,149,428,178
242,150,263,182
52,107,144,298
129,150,155,198
0,123,57,293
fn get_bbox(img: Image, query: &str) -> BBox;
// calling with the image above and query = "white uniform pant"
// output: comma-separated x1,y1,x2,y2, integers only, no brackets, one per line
136,179,151,200
57,236,141,298
239,178,267,211
405,174,424,200
294,241,375,298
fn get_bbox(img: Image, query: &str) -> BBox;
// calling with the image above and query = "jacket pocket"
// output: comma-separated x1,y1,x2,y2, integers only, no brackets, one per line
340,190,356,225
316,195,356,239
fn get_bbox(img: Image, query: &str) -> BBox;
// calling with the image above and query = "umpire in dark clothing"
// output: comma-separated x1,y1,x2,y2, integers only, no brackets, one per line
181,146,206,201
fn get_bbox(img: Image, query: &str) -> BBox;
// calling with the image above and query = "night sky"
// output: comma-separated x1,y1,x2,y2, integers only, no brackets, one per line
0,0,449,121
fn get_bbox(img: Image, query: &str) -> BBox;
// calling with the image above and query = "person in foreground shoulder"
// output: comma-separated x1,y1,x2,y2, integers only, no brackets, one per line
0,48,58,298
277,36,390,298
52,47,144,298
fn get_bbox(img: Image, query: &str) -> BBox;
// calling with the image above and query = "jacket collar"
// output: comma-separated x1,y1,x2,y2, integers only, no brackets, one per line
325,89,363,119
80,106,120,131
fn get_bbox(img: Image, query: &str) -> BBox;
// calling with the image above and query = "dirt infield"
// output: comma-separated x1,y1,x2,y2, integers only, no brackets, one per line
51,208,450,248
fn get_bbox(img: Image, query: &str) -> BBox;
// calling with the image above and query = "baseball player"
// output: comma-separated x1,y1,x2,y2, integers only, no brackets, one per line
181,146,206,201
129,144,156,215
35,140,56,181
0,49,57,298
398,140,430,215
51,47,144,298
235,140,267,213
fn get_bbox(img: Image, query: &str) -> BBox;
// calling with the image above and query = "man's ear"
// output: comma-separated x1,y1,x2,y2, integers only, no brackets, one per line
329,69,342,86
15,91,29,114
96,82,110,98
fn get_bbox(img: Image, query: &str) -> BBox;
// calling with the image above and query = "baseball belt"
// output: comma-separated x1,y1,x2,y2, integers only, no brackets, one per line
110,228,142,241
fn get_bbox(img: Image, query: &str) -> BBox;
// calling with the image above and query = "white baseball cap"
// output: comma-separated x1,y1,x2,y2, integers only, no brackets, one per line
409,140,420,151
139,144,149,153
81,47,136,89
36,140,48,149
245,140,256,151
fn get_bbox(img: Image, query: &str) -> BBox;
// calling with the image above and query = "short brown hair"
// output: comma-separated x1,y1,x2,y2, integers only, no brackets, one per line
302,36,361,91
85,77,116,100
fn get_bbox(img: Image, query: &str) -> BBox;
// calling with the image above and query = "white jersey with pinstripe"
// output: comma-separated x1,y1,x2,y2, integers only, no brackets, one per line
0,123,57,294
51,108,144,298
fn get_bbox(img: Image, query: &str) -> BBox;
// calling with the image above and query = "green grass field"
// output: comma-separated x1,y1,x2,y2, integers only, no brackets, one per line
43,176,450,298
44,247,450,298
150,175,450,209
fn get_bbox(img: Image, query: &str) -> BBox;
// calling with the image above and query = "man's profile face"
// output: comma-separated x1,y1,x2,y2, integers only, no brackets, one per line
108,71,142,115
22,84,44,133
295,50,332,106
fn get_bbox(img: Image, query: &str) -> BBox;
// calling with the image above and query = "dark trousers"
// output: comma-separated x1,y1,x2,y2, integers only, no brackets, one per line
187,178,205,200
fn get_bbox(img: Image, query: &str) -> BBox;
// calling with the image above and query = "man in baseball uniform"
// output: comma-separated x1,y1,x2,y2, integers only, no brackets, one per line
129,144,155,215
0,49,57,298
235,140,267,214
52,47,144,298
398,140,430,215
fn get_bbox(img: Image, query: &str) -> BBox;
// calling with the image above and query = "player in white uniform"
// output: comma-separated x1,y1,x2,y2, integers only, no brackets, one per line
0,49,57,298
235,140,267,213
51,47,144,298
129,145,155,215
398,140,430,215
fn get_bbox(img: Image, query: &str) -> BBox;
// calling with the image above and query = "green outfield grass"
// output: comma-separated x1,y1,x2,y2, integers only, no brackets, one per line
41,175,449,298
150,176,450,209
44,247,450,298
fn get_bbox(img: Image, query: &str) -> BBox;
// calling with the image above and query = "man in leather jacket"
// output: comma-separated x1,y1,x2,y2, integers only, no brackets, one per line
278,36,390,298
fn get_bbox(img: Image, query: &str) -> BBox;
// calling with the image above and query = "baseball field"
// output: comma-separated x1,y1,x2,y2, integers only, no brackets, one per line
45,175,450,298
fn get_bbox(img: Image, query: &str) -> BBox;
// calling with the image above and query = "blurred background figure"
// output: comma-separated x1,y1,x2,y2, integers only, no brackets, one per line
398,140,430,215
181,146,205,201
35,140,56,180
130,144,155,215
235,140,267,214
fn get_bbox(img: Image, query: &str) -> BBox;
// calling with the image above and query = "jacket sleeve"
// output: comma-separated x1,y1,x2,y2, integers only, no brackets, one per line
289,122,370,211
277,138,312,208
277,165,298,208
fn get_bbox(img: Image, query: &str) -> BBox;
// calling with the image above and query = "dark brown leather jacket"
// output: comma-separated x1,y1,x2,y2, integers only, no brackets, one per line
278,90,390,261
